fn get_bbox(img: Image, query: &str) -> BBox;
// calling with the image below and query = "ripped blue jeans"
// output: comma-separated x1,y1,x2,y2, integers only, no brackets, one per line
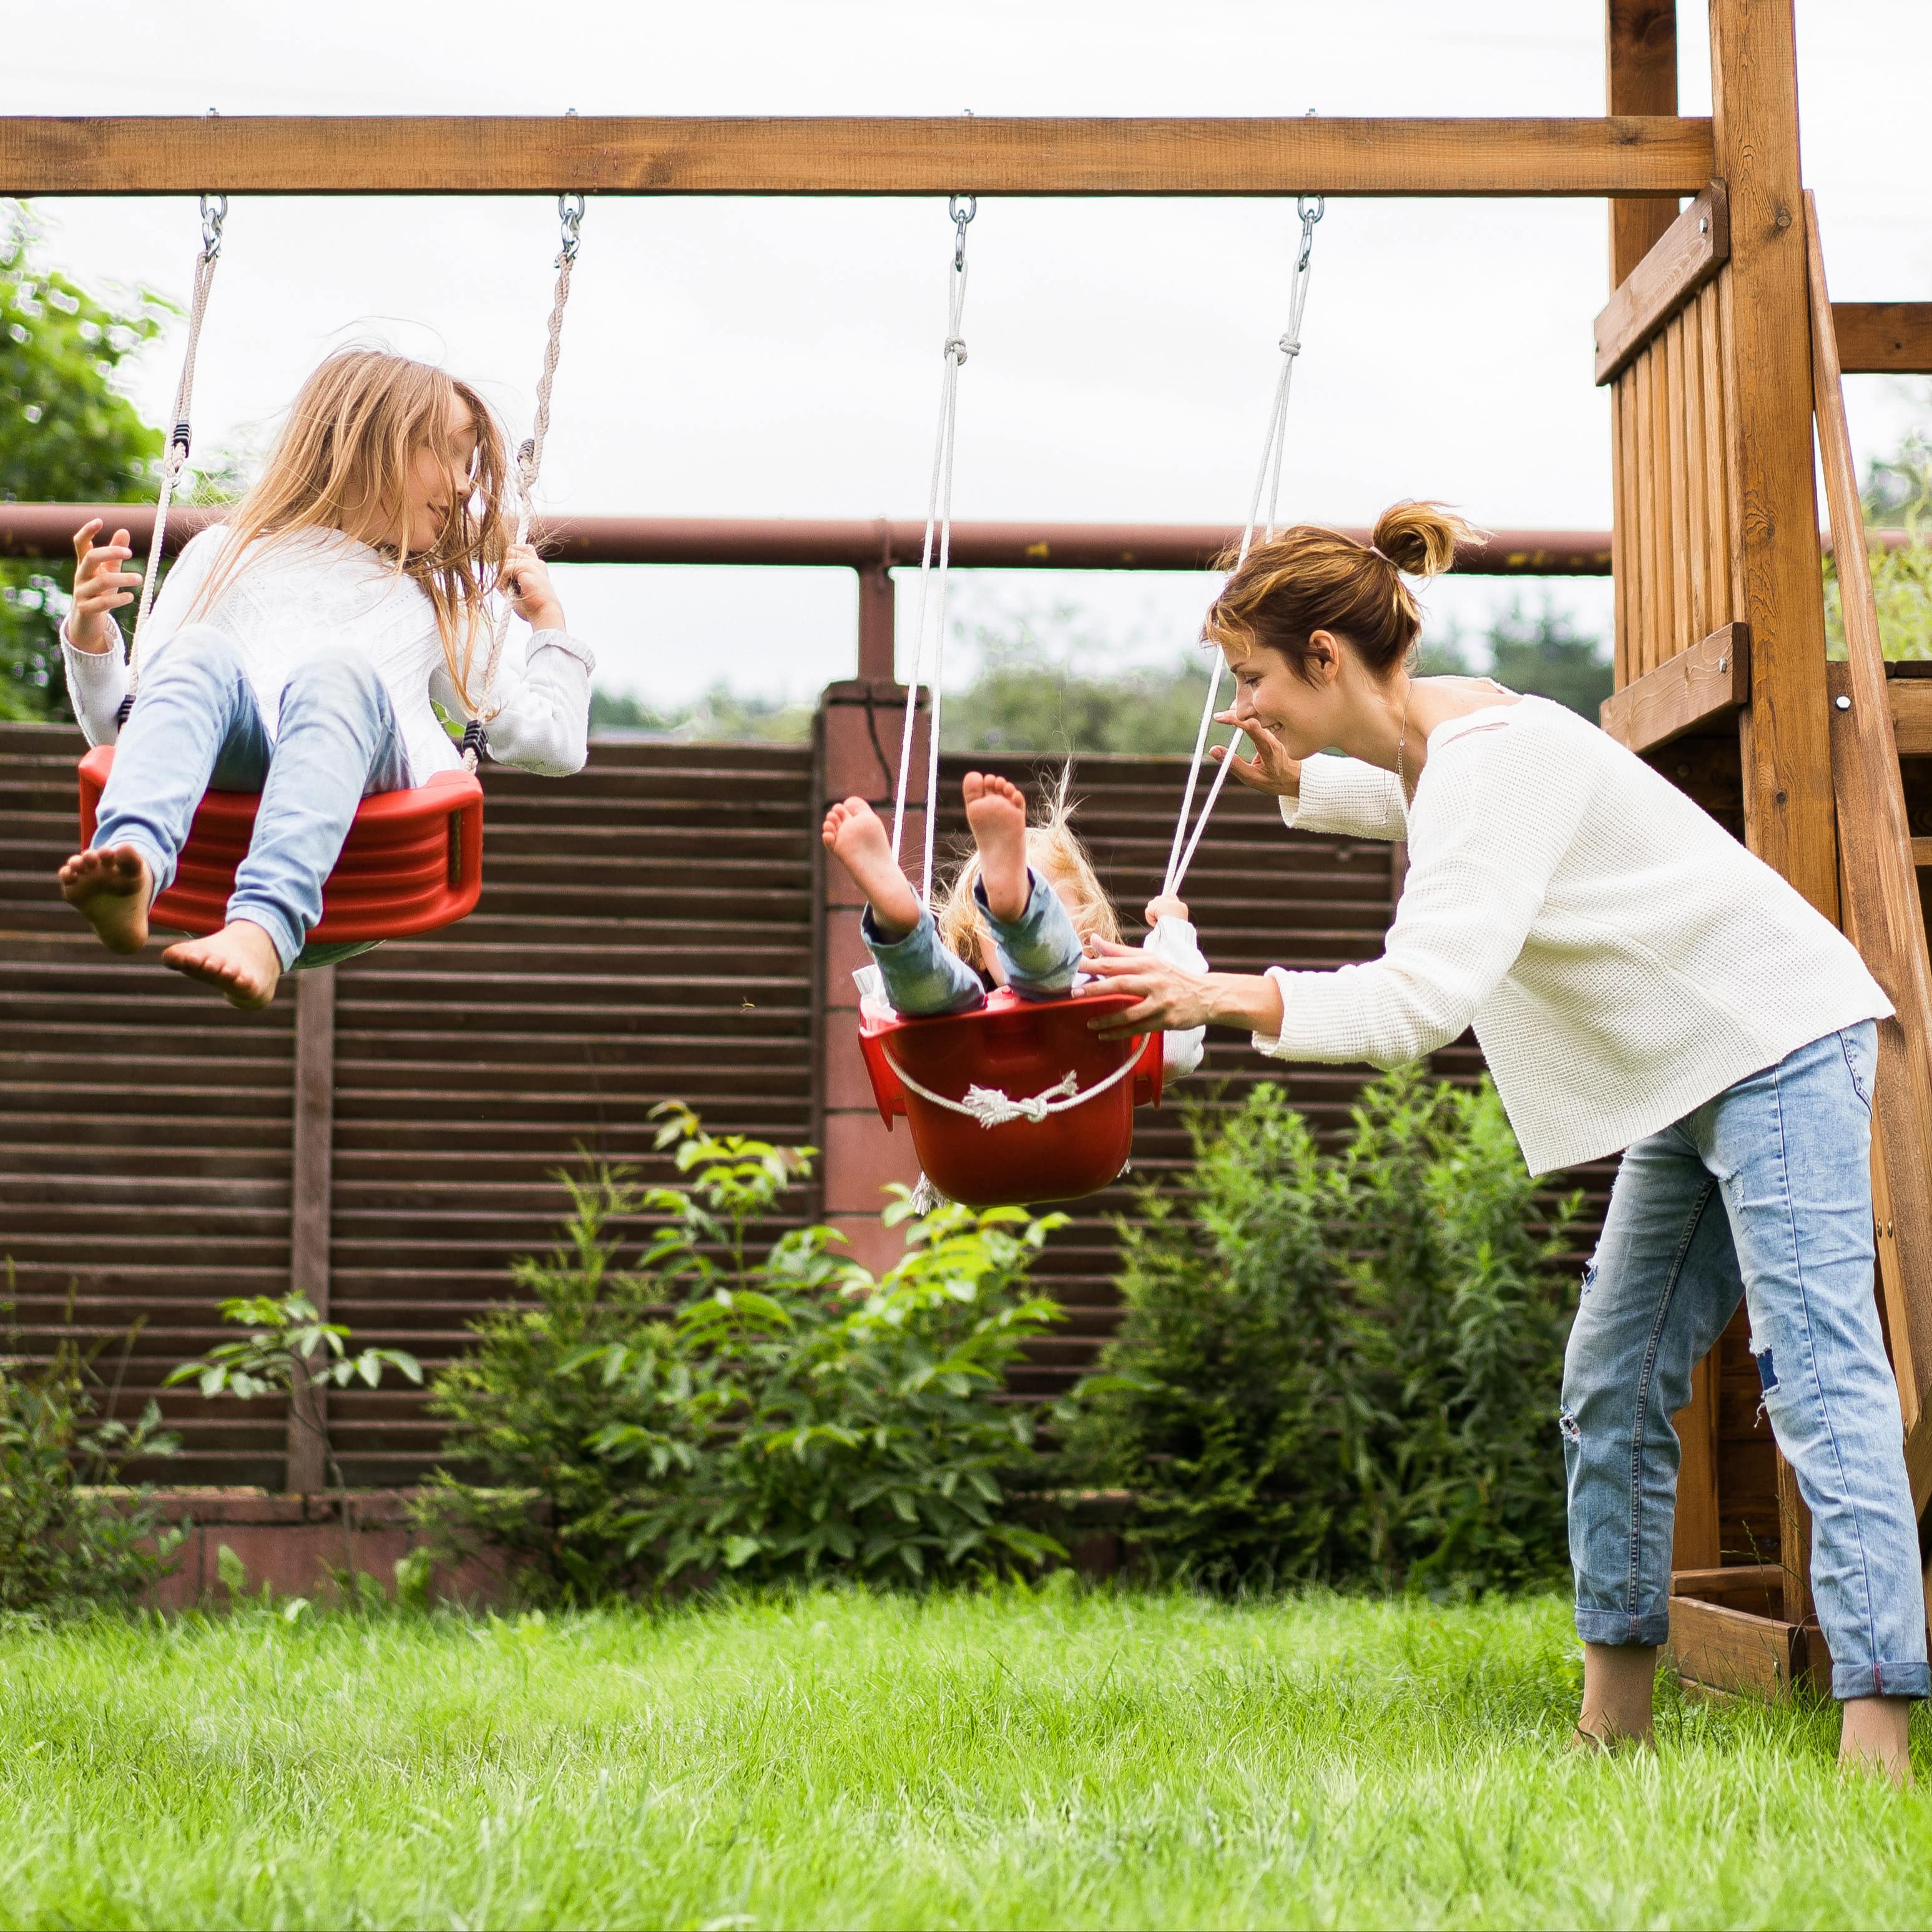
1561,1021,1928,1701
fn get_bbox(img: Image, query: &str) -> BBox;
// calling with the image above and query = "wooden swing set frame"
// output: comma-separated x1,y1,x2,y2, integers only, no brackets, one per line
8,0,1932,1692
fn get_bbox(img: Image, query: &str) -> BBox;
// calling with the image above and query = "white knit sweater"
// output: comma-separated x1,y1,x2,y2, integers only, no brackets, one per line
62,525,594,783
1262,696,1891,1175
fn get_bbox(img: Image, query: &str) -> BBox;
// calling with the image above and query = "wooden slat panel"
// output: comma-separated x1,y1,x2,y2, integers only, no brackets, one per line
1669,1593,1807,1697
0,114,1717,199
1611,371,1633,688
1665,313,1695,655
1632,348,1658,677
1595,182,1730,384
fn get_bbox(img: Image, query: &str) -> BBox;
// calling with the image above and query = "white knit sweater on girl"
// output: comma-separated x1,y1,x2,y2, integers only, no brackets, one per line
1262,695,1890,1176
62,525,594,783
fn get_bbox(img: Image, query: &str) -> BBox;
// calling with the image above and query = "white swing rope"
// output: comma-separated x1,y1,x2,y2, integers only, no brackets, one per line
462,192,585,773
888,194,974,905
1160,194,1324,901
117,194,227,725
878,197,1149,1133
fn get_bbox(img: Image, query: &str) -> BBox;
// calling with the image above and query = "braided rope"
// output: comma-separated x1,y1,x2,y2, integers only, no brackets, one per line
889,197,974,905
119,203,225,722
883,1039,1142,1129
1162,197,1323,900
466,200,582,772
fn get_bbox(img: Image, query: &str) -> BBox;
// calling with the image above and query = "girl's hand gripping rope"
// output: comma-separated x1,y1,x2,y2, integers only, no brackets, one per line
501,542,566,632
67,520,142,655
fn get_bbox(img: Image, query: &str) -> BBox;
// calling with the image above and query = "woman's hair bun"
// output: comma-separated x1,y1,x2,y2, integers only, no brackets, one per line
1370,500,1478,580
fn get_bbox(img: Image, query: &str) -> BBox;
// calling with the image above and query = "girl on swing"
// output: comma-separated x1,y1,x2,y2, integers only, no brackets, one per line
1081,499,1926,1783
56,347,595,1010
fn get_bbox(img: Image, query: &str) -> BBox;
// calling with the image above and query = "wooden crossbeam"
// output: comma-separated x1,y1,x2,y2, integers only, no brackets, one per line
1834,303,1932,376
0,114,1715,198
1593,184,1727,384
1599,621,1748,753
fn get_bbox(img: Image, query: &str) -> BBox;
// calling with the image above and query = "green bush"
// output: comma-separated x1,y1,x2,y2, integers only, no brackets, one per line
418,1105,1066,1600
1825,431,1932,662
0,1295,183,1613
1058,1071,1579,1594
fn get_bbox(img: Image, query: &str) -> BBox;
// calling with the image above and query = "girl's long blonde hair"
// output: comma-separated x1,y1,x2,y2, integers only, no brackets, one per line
936,767,1121,966
193,350,512,713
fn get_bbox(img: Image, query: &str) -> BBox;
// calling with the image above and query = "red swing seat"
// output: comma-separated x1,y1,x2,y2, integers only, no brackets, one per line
77,743,484,943
857,986,1165,1210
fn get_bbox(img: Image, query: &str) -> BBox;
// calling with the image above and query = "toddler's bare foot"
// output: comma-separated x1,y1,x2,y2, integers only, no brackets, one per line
58,845,153,954
963,771,1031,921
160,920,284,1011
823,797,921,938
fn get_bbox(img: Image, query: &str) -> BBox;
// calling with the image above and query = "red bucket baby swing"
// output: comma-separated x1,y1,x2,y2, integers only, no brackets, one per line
855,192,1325,1209
75,189,591,944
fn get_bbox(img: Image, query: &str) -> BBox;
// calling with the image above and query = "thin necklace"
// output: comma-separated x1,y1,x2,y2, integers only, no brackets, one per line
1395,676,1415,804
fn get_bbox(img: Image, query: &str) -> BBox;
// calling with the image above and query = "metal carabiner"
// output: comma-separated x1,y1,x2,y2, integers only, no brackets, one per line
557,192,586,265
949,194,977,272
1295,194,1325,273
199,194,228,261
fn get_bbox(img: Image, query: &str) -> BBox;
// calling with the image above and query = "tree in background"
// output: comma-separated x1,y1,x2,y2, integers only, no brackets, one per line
1,206,169,722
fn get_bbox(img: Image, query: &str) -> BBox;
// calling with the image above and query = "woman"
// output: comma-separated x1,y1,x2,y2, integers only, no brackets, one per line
1082,500,1925,1780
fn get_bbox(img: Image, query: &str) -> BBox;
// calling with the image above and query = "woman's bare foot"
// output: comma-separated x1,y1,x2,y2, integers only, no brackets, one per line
160,920,284,1011
58,845,153,954
963,771,1030,921
1840,1695,1913,1787
822,797,921,938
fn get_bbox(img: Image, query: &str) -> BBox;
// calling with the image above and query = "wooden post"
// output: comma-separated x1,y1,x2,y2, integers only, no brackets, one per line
1808,195,1932,1484
285,964,336,1494
812,684,925,1275
856,562,896,684
1607,1,1680,286
1708,0,1838,927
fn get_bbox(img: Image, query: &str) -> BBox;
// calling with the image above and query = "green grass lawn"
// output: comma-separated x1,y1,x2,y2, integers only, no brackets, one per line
1,1584,1929,1931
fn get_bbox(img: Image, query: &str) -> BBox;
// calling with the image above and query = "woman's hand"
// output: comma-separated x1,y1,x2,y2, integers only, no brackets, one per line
1209,709,1302,798
1144,894,1189,926
67,520,140,655
502,543,566,631
1079,940,1285,1041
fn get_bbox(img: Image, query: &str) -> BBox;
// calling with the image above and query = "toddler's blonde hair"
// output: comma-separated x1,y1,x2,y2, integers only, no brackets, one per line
936,767,1121,967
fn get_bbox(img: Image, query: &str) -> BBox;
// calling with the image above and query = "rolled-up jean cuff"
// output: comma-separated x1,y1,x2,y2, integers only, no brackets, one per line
1833,1660,1931,1702
1573,1609,1672,1649
225,895,305,972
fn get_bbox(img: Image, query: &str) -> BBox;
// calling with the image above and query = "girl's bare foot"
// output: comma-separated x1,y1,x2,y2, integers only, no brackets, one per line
160,920,284,1011
822,797,921,938
963,771,1030,921
58,845,153,954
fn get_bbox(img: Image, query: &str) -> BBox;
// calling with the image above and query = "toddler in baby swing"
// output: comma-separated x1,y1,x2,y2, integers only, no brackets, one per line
822,765,1209,1077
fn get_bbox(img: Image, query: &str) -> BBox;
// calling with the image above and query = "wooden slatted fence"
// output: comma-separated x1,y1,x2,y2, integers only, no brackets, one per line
0,720,1606,1489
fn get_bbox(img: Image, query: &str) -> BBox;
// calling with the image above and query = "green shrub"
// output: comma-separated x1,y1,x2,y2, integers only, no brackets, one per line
0,1295,183,1613
419,1105,1066,1600
1825,434,1932,661
1058,1070,1579,1594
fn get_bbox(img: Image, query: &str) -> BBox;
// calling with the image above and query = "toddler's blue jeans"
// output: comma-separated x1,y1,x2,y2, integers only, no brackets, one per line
91,627,409,972
861,869,1082,1014
1562,1020,1928,1700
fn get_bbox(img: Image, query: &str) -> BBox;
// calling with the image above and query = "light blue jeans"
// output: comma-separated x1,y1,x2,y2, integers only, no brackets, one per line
1562,1020,1928,1701
93,627,408,972
862,869,1082,1014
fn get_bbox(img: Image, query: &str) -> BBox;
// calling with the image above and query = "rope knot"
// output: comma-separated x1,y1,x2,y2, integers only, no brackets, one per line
1277,333,1302,358
958,1070,1081,1129
944,336,969,365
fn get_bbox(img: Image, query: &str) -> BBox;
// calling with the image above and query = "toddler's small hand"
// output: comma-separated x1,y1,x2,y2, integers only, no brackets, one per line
503,542,566,631
1144,895,1189,926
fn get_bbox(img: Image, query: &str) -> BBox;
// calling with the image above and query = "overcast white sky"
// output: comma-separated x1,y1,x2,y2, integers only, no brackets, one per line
7,1,1928,705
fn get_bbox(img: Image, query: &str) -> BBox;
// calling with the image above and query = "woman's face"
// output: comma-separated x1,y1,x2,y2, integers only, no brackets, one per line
1222,630,1348,760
